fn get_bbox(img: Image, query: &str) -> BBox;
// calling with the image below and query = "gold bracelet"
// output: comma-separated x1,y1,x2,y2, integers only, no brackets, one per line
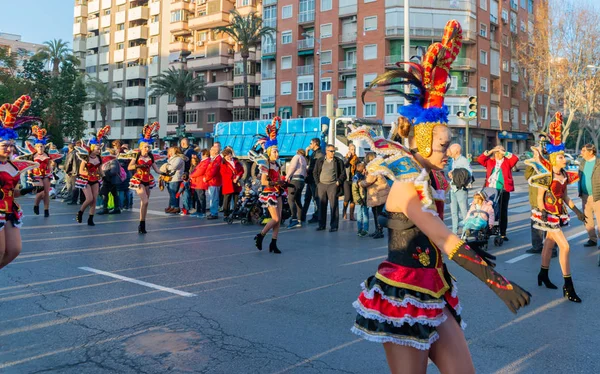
448,240,465,260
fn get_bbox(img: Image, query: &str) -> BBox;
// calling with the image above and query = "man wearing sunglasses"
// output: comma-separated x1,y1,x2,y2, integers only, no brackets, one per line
313,145,346,232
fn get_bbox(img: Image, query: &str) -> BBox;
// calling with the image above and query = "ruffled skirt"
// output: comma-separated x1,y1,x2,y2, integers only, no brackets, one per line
0,205,23,231
259,190,286,208
531,208,569,232
76,176,101,189
351,262,464,350
129,176,155,190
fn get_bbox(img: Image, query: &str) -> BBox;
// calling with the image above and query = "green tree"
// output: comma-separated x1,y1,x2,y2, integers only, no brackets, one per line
85,78,125,128
0,47,28,104
214,10,275,120
33,39,79,77
150,67,205,139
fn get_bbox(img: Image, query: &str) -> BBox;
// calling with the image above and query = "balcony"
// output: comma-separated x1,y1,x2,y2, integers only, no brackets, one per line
262,44,276,55
147,104,157,118
264,19,276,29
491,119,500,128
297,65,314,76
452,57,476,71
491,93,500,103
98,71,109,82
87,17,99,31
264,0,277,5
83,109,96,122
385,55,402,67
111,107,123,119
128,26,149,41
446,87,477,96
298,11,315,24
74,4,87,17
150,22,160,36
124,106,145,119
128,6,149,21
297,38,314,50
123,126,143,139
187,55,233,71
85,54,99,66
149,42,159,55
171,0,194,11
127,46,148,60
86,35,99,49
338,89,356,98
189,10,231,30
98,52,109,65
511,73,519,83
125,86,146,100
115,10,126,24
126,65,148,80
339,60,357,71
261,95,275,104
150,1,161,15
386,27,477,43
101,0,111,9
114,49,125,63
113,68,124,81
339,3,357,16
99,33,110,46
73,22,87,35
261,69,275,79
73,38,86,53
339,33,357,44
511,98,520,106
491,41,500,50
149,64,160,76
88,0,100,13
101,14,111,27
297,91,314,102
169,41,193,53
171,21,190,36
114,30,125,43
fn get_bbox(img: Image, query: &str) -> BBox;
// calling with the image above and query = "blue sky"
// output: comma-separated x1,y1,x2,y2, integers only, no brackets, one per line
0,0,72,45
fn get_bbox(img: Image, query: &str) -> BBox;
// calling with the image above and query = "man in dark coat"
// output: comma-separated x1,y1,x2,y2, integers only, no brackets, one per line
314,144,346,232
301,138,324,224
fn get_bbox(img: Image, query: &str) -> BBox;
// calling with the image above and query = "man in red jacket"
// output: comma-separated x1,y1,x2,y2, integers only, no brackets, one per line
478,145,519,241
205,146,223,219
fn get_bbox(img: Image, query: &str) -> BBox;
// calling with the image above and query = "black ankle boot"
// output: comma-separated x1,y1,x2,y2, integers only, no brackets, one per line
33,205,39,215
537,266,558,289
254,233,265,251
87,215,95,226
563,275,582,303
76,210,83,223
269,239,281,254
44,209,49,217
138,221,147,234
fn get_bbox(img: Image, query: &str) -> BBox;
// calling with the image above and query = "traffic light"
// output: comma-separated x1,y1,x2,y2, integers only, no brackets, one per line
468,96,478,118
456,110,465,118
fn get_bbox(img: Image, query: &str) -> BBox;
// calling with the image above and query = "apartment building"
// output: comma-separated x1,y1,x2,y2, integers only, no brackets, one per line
0,33,44,72
261,0,544,155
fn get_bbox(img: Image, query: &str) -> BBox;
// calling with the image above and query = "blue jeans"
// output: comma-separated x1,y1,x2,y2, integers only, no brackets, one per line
168,181,180,208
356,205,369,232
182,188,192,211
450,189,468,234
207,186,220,216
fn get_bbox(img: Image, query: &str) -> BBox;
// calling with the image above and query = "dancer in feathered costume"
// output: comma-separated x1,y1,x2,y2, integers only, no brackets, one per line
0,95,41,269
126,122,164,234
348,20,531,373
74,126,110,226
253,116,284,254
17,125,62,217
525,112,585,302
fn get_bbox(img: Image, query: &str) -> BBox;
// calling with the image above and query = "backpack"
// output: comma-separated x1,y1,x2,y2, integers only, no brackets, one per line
117,163,127,182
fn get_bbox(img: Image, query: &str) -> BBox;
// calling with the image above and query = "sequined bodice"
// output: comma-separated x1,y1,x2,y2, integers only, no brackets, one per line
386,212,442,269
32,154,50,176
134,157,153,182
0,162,21,213
544,177,567,215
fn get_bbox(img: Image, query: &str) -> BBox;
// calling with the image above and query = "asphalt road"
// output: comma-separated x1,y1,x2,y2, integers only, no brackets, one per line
1,169,599,374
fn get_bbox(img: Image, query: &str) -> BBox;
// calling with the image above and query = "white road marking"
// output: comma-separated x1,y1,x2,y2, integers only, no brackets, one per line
272,339,363,374
131,208,173,216
505,254,533,264
504,230,588,263
340,255,387,266
78,267,196,297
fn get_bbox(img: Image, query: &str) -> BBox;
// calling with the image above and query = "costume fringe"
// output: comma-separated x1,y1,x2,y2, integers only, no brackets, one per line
351,325,440,351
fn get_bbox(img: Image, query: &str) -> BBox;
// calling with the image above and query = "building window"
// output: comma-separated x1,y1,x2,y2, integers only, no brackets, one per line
281,81,292,95
520,0,526,8
502,60,509,72
117,43,124,50
502,109,510,122
281,56,292,69
116,62,124,69
450,75,458,90
342,105,356,116
151,15,159,23
363,44,377,60
320,50,332,65
167,112,178,124
207,113,216,123
363,73,377,88
510,0,517,10
321,0,332,11
85,66,97,74
480,50,488,65
185,111,198,124
297,81,314,100
502,34,509,46
321,78,331,92
364,16,377,32
537,95,542,105
149,96,157,105
385,104,395,114
480,77,488,92
117,23,125,31
480,23,487,38
282,5,292,19
528,0,533,13
116,82,123,88
521,112,527,125
104,9,111,15
503,84,509,97
170,10,189,22
364,103,377,117
480,0,487,10
281,31,292,44
480,105,488,120
320,23,332,38
520,20,526,33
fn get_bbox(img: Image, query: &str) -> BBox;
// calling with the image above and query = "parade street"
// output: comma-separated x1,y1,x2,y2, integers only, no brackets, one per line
1,168,599,374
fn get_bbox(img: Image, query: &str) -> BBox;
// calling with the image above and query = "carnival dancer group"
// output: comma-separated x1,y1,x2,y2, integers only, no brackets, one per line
0,19,595,374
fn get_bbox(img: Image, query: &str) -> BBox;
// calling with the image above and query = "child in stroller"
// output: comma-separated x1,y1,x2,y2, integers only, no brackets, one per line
226,182,259,225
461,189,503,247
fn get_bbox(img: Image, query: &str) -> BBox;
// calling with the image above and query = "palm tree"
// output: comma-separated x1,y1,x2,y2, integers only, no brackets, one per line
150,67,205,139
34,39,79,77
86,78,125,128
214,10,275,120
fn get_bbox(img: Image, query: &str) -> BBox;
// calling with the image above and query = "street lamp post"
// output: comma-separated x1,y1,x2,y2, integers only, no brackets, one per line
302,32,321,119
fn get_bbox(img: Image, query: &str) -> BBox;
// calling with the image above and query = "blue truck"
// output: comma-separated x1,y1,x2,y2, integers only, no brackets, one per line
213,116,383,179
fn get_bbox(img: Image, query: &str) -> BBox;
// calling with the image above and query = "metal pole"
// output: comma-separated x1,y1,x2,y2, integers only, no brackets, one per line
318,38,321,118
465,118,470,158
403,0,410,148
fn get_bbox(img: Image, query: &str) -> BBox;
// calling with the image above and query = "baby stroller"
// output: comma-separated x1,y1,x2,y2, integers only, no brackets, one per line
226,189,261,225
461,187,503,250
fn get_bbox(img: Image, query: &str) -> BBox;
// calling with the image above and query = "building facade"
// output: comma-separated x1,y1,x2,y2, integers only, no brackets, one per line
0,33,44,72
260,0,544,156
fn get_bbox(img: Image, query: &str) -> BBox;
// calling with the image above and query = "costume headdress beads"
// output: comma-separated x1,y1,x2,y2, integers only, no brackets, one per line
139,122,160,144
265,116,281,155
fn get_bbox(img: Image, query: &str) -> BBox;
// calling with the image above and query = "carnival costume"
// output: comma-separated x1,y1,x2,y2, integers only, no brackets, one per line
525,112,584,302
14,127,62,186
257,117,286,208
349,20,530,350
0,95,40,230
75,126,111,189
126,122,163,190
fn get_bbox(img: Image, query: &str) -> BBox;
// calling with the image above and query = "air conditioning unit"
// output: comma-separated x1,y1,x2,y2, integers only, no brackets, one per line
197,41,204,46
462,72,470,83
350,16,357,22
339,75,346,82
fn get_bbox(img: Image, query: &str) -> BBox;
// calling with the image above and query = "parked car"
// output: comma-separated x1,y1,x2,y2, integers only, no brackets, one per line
512,152,532,172
565,153,580,170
